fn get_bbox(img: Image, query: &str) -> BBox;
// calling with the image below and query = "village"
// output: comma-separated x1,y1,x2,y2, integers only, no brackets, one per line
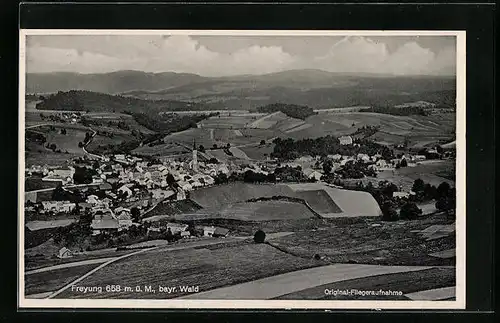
24,130,456,259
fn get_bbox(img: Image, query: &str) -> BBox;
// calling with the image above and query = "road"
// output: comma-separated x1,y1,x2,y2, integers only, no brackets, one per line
25,123,51,130
26,182,101,194
25,257,118,276
178,263,432,300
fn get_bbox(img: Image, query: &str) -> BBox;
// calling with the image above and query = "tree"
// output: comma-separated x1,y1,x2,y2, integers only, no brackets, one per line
400,158,408,167
165,228,174,242
212,144,218,149
166,173,176,187
226,143,231,149
260,140,266,146
412,179,425,193
130,207,141,223
423,184,438,200
214,173,228,185
400,202,422,220
381,182,398,198
49,143,57,151
322,160,333,174
437,182,451,199
198,145,205,153
253,230,266,243
73,166,93,184
381,201,398,221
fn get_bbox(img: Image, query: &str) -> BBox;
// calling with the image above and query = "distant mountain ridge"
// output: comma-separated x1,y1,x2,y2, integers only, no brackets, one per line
27,69,456,110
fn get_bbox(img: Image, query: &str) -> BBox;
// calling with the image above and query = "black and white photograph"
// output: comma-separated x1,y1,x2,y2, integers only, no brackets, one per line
18,30,465,309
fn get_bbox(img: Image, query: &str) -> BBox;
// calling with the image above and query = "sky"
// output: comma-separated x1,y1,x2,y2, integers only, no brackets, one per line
26,34,456,76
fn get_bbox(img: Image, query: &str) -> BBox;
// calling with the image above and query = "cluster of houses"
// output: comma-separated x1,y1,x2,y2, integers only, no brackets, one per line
147,222,230,239
24,152,236,241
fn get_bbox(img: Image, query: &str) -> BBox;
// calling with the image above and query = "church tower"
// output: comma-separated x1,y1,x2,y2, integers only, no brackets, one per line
192,139,198,172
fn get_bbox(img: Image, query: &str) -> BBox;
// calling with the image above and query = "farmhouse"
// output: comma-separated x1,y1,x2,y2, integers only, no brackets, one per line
166,222,189,234
57,247,73,259
118,185,133,197
393,192,411,198
339,135,353,145
151,189,176,200
99,182,112,191
303,168,323,181
41,200,76,213
42,167,75,184
203,226,216,237
91,213,120,235
213,227,230,238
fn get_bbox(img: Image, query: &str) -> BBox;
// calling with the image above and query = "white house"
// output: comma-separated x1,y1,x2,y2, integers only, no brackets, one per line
57,247,73,259
393,192,411,199
118,185,133,198
339,135,353,145
203,226,216,237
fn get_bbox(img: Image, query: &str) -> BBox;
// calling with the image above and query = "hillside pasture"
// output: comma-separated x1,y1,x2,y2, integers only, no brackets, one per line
200,115,259,128
133,142,191,157
189,183,297,209
283,112,455,145
239,143,275,160
34,125,89,155
57,243,322,299
176,201,316,221
269,213,455,267
163,128,216,148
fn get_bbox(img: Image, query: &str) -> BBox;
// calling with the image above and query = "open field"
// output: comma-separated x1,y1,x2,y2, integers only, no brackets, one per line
343,160,455,192
175,201,317,221
239,143,275,160
275,267,455,300
284,112,455,147
269,214,455,266
190,182,380,218
56,243,323,299
133,142,191,156
200,115,261,128
29,125,88,155
142,200,202,221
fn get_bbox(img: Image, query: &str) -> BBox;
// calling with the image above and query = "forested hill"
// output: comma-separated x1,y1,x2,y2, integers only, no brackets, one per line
35,90,208,113
255,103,317,120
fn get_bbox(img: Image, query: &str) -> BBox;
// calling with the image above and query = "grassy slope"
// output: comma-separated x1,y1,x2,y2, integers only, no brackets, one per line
269,214,455,266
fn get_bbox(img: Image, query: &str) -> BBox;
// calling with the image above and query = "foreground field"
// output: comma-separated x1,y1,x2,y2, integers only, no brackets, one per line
275,267,455,300
57,243,322,299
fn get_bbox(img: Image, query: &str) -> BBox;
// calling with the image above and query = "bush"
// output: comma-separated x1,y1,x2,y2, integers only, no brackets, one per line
381,201,399,221
399,202,422,220
253,230,266,243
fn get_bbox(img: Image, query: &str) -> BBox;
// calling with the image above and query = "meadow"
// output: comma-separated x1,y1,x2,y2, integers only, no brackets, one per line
56,243,323,299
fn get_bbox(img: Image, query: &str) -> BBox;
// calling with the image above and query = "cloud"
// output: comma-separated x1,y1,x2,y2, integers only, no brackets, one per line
26,35,456,76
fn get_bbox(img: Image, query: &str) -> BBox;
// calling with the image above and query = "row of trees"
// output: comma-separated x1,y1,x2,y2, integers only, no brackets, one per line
359,106,429,116
271,136,394,161
256,103,317,120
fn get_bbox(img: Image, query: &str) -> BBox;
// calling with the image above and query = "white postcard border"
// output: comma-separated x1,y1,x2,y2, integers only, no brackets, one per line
18,29,466,310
